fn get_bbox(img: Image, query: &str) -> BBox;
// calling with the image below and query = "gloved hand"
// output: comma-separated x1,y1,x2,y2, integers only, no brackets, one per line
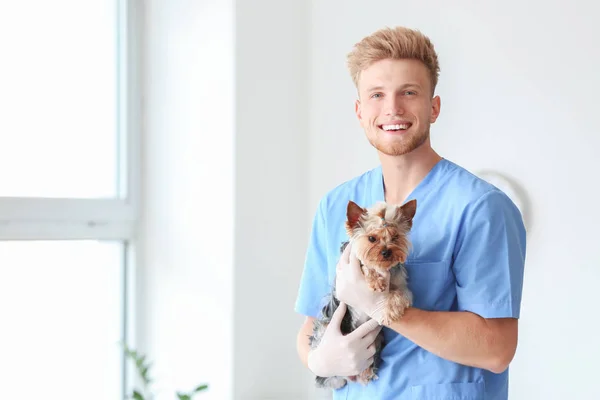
307,302,382,378
335,242,389,325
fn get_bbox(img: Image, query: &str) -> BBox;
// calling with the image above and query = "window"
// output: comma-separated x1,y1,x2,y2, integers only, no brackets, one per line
0,241,125,398
0,1,141,399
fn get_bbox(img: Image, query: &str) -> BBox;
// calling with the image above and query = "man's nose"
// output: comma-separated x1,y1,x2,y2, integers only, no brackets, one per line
385,97,404,116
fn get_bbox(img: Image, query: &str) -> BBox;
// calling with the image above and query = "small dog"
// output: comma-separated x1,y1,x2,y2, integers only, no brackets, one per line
309,199,417,390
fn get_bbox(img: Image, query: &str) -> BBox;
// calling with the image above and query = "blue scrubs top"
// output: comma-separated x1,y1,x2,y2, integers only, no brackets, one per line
295,159,526,400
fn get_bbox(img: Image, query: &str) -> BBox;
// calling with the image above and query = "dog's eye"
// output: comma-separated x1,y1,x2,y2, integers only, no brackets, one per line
368,236,376,243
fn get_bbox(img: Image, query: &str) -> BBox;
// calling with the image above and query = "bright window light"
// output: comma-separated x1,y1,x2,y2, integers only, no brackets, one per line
0,1,119,198
0,240,124,399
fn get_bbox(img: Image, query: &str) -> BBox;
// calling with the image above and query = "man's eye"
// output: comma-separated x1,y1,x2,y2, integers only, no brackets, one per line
371,93,382,99
405,91,416,95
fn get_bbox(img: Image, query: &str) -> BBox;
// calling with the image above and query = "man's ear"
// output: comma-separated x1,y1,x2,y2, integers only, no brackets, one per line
355,99,362,123
430,95,441,123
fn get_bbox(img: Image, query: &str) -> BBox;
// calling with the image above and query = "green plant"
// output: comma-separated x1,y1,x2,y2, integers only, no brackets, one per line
122,343,208,400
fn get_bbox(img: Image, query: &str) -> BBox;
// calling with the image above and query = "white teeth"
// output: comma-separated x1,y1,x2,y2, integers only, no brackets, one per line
382,124,410,131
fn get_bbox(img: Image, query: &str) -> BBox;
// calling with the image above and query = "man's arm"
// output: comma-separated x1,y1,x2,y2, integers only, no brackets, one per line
386,308,518,374
296,316,315,368
335,238,521,374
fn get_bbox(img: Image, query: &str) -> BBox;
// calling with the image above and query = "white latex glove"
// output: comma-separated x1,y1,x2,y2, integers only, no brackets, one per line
335,242,389,325
307,302,382,378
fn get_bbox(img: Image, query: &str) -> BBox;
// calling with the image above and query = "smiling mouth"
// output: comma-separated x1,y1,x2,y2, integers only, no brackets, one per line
378,123,412,132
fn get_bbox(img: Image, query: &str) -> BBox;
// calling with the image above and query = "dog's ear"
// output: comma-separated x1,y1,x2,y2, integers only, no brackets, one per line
346,200,366,230
395,199,417,227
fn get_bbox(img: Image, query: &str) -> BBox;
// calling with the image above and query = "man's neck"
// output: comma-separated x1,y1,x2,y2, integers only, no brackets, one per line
379,140,442,205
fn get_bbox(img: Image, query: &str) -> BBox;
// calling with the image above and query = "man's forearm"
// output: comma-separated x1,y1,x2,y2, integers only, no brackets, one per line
296,317,315,369
387,307,518,374
297,331,310,368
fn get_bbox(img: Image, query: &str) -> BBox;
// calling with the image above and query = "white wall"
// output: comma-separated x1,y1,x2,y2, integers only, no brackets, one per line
141,1,312,399
141,1,600,399
141,1,235,399
309,1,600,400
233,0,312,399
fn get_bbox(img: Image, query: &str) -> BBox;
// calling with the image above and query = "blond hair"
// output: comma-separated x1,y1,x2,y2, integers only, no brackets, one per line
347,26,440,95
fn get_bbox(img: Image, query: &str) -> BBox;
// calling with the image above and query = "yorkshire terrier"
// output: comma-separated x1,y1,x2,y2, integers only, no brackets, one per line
309,199,417,390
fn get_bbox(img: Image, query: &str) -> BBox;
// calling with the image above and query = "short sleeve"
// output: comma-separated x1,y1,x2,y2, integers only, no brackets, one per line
294,199,333,318
452,189,526,319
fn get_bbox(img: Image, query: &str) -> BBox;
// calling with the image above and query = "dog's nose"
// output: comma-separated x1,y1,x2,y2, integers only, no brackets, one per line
381,249,391,258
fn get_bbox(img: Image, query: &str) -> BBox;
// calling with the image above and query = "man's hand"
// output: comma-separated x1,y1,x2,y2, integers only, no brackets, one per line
335,242,389,324
307,302,381,377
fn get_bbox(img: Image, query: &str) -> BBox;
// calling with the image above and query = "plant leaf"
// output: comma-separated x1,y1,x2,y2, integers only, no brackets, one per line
132,390,145,400
193,384,208,392
176,393,191,400
139,363,152,385
136,355,146,368
121,344,154,388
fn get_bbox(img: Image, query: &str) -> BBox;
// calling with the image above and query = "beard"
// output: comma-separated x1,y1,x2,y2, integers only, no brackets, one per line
366,125,430,156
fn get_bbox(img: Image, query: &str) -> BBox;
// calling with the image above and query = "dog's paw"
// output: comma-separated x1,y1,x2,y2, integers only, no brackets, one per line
383,291,411,324
316,376,347,390
328,377,348,390
364,271,384,292
373,275,388,292
365,270,389,292
356,366,378,386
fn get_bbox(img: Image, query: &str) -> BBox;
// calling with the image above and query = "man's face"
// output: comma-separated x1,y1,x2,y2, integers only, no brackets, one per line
355,58,441,157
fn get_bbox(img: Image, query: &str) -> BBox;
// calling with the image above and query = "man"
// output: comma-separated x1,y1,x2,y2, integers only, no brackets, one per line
294,26,526,399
